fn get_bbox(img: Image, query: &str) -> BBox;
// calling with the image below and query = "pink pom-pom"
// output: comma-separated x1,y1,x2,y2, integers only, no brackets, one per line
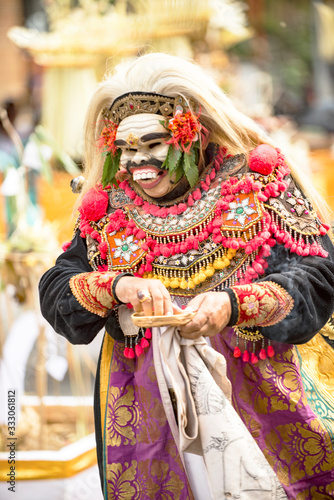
242,350,250,362
124,347,130,358
135,344,143,356
212,234,223,243
267,345,275,357
137,230,146,239
145,328,152,339
251,352,259,364
193,189,201,200
168,205,179,215
99,242,108,254
127,348,135,359
134,195,143,206
259,348,267,360
62,241,72,252
177,203,187,214
79,188,109,221
187,194,194,206
91,230,100,240
141,337,149,349
233,346,241,358
249,145,278,176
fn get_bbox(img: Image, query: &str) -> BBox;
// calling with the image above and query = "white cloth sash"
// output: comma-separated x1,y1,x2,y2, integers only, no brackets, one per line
157,326,287,500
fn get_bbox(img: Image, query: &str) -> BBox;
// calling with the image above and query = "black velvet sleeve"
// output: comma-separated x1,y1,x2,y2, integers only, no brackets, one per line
227,234,334,345
39,232,110,345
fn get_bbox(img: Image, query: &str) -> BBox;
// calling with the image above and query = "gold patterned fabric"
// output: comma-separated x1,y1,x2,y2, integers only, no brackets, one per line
231,281,294,327
70,271,119,317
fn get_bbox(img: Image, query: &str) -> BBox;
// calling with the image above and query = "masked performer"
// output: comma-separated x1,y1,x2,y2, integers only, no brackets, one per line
39,53,334,499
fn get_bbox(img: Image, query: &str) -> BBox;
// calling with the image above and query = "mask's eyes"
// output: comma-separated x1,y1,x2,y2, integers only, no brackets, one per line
148,142,162,149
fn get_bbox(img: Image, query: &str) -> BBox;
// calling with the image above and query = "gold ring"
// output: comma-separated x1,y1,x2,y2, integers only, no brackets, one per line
137,290,152,303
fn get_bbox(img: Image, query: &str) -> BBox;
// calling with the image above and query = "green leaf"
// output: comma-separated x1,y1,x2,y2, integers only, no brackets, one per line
101,149,121,188
183,151,199,187
168,146,182,173
174,160,184,183
101,154,112,188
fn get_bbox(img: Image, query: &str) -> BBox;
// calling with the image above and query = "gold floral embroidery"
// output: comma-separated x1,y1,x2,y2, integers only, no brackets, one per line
239,348,307,415
264,419,334,485
296,482,334,500
137,460,185,500
241,294,260,315
136,385,167,445
70,271,119,317
106,459,186,500
107,461,141,500
239,408,261,439
106,386,141,446
232,281,294,327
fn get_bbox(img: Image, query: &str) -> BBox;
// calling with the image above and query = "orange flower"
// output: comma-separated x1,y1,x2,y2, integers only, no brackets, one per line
166,110,202,153
97,120,118,155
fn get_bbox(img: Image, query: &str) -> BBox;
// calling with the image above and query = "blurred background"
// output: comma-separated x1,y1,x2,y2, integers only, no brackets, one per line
0,1,333,499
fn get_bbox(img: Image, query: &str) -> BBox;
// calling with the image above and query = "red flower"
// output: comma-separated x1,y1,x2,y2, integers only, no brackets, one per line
97,120,118,156
166,111,202,153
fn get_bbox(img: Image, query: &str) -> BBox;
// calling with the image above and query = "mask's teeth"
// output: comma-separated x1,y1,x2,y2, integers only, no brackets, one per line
133,171,158,181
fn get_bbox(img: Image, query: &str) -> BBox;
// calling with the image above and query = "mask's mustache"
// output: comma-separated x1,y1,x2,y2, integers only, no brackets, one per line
126,158,165,173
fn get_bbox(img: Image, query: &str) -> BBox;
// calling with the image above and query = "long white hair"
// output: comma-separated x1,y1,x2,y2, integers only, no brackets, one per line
78,53,330,222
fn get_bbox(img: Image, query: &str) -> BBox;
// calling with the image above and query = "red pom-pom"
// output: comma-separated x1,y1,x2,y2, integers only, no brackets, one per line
267,345,275,357
249,145,278,176
141,337,149,349
135,344,143,356
233,346,242,358
124,347,130,358
145,328,152,339
251,352,259,364
62,241,72,252
259,348,267,360
127,348,135,359
79,188,109,221
242,350,250,362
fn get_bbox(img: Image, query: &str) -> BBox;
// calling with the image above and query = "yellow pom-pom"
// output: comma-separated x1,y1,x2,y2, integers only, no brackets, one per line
205,266,215,277
163,278,171,287
187,279,196,289
198,272,207,282
227,249,236,259
193,274,200,285
222,257,230,267
180,279,188,289
170,279,180,289
213,259,224,269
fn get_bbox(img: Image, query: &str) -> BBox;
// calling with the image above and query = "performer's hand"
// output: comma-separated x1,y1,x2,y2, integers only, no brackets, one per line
115,276,181,316
179,292,232,339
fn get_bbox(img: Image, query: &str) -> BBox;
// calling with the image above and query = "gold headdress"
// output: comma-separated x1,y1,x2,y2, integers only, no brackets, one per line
102,92,195,125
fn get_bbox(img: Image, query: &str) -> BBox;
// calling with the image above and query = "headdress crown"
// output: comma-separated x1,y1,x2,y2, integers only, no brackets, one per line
101,91,195,124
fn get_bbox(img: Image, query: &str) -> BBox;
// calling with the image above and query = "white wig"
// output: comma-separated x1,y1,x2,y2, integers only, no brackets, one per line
79,53,330,222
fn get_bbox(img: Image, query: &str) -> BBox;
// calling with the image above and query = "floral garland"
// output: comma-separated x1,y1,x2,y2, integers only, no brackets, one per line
66,146,329,279
118,147,226,217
